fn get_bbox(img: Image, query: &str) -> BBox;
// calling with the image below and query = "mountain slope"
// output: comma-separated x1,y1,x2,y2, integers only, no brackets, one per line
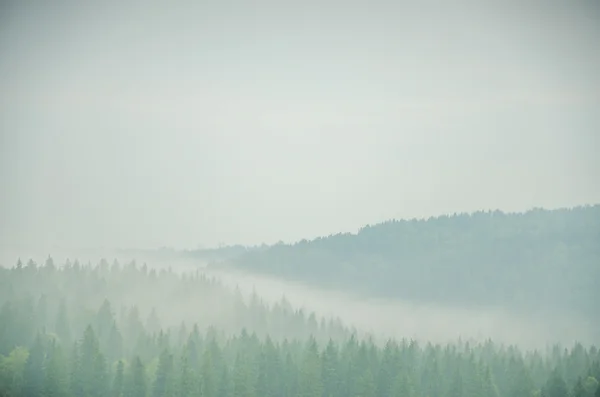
226,205,600,322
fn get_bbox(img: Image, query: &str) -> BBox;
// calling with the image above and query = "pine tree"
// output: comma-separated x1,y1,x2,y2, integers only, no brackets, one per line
322,339,339,397
127,356,147,397
70,342,83,397
462,356,483,397
233,351,256,397
74,325,109,397
355,368,376,397
481,365,499,397
509,359,536,397
297,337,323,397
145,308,161,336
445,367,463,397
153,349,175,397
107,321,124,364
256,349,268,397
178,352,197,397
420,355,443,397
35,295,47,334
543,368,569,397
377,340,398,397
201,348,217,397
112,360,125,397
44,340,68,397
96,300,114,343
55,299,71,349
572,377,585,397
218,365,233,397
22,333,45,397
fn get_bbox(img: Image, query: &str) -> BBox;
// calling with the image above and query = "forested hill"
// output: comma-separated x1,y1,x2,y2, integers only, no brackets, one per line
2,259,600,397
227,205,600,319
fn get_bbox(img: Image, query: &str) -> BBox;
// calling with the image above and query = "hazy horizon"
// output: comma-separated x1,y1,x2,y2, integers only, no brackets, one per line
0,203,596,255
2,1,599,252
1,4,599,395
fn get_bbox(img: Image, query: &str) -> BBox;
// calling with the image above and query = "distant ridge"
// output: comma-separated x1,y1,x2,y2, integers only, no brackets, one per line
223,204,600,330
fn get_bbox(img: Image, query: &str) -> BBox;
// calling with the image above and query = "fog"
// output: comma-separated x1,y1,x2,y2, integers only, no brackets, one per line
2,3,600,395
2,1,600,252
2,251,594,350
202,267,597,349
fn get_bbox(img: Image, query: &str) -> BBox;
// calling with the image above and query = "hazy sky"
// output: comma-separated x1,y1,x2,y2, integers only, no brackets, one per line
1,1,599,251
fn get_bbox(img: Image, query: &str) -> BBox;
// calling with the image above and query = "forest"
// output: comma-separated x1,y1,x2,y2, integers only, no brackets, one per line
1,259,599,397
225,206,600,325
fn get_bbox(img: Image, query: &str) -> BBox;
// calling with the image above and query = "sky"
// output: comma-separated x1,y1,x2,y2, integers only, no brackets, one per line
1,0,599,252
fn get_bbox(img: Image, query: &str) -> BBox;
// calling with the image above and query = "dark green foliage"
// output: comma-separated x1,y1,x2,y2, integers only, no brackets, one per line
229,206,600,323
126,356,147,397
73,326,108,397
572,377,586,397
22,333,45,397
0,257,598,397
298,337,323,397
217,365,233,397
44,340,68,397
542,368,569,397
201,348,217,397
153,349,175,397
322,339,339,397
55,299,71,348
177,351,197,397
112,360,125,397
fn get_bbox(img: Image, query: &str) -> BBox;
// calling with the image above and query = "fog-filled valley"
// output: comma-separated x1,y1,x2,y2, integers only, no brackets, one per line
1,206,600,397
1,255,600,397
4,206,599,349
223,206,599,314
3,0,600,396
214,206,600,344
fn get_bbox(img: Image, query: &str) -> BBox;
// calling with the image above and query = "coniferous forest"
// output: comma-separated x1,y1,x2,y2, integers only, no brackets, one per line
3,0,599,395
1,259,599,397
226,206,600,326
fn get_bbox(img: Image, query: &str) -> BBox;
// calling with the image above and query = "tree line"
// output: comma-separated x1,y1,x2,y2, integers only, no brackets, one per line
227,205,600,326
1,259,599,396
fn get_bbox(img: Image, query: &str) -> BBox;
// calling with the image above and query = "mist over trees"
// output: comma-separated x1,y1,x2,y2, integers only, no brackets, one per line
226,206,600,324
2,0,598,395
1,259,600,397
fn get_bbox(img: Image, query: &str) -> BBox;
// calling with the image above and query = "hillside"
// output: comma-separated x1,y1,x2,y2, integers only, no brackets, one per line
1,260,599,397
226,205,600,321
